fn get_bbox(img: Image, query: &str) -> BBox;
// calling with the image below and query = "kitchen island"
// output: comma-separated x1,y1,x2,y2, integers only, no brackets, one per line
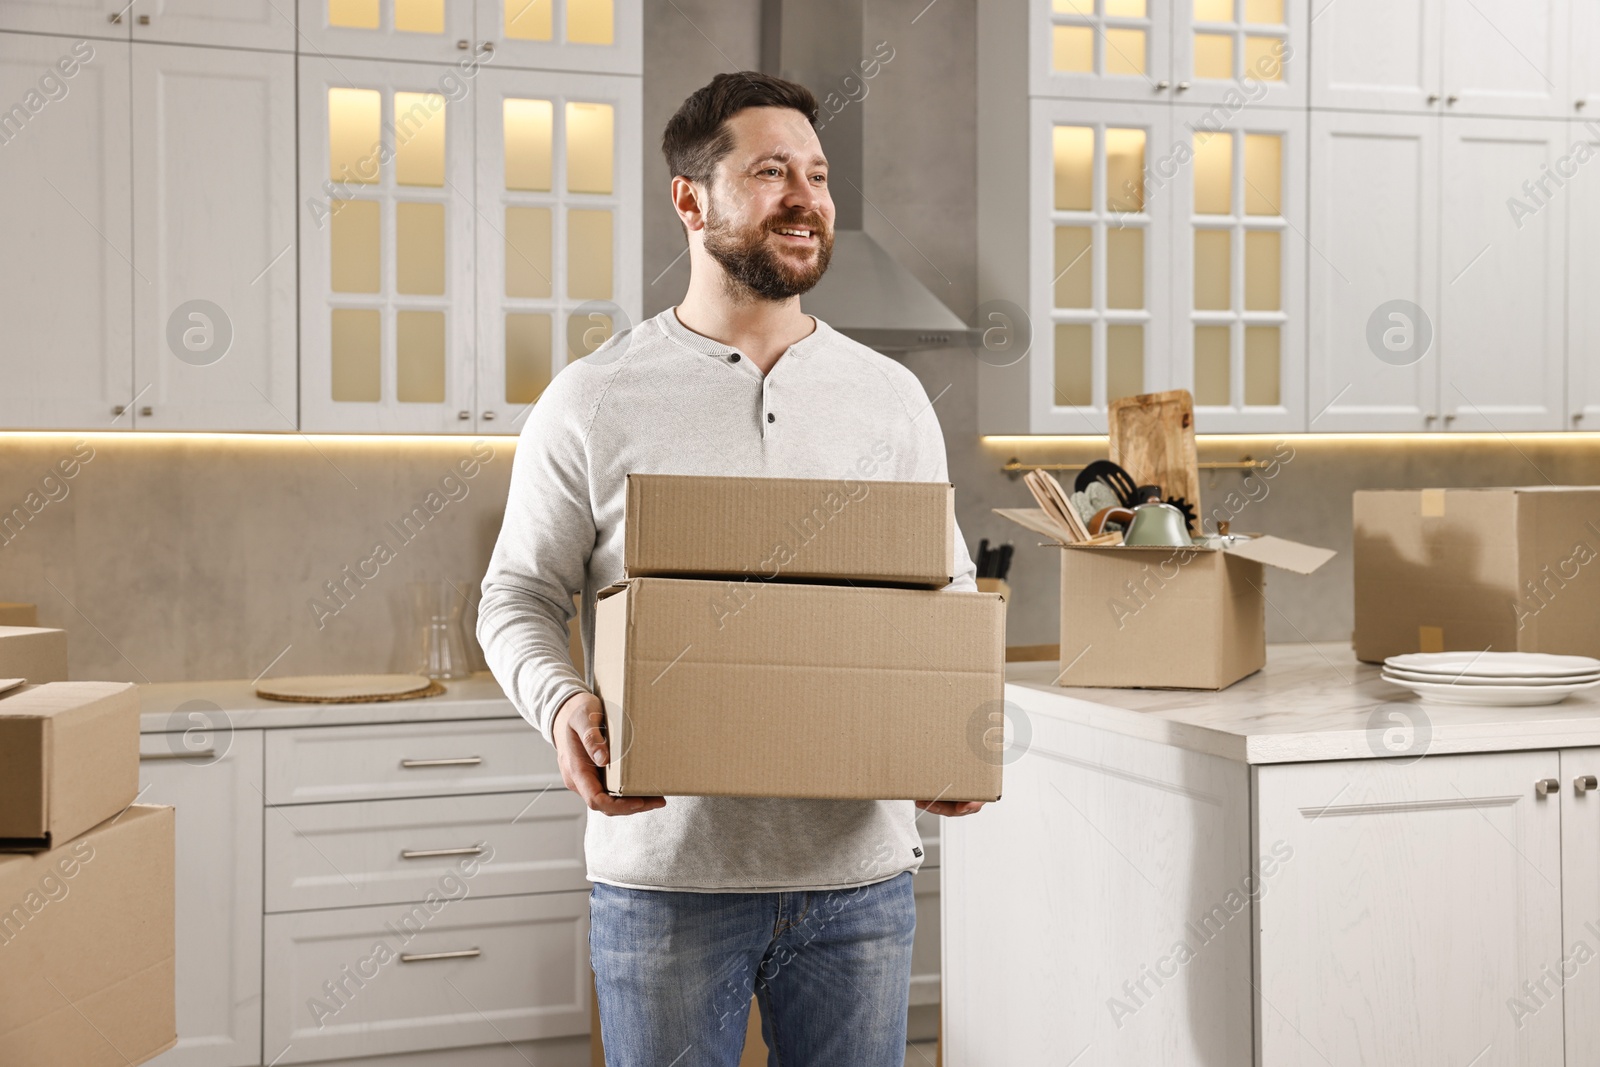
944,644,1600,1066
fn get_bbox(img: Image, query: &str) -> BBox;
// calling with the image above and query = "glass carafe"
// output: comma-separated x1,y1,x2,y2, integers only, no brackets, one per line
404,580,472,680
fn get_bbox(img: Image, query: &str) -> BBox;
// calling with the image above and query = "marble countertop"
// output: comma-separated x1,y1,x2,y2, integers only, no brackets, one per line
137,672,518,732
1006,643,1600,764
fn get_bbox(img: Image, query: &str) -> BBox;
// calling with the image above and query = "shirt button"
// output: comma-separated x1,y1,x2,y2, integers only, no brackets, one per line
767,412,776,423
729,353,741,362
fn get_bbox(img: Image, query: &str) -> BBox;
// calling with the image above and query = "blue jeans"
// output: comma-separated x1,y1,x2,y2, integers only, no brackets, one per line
589,871,917,1067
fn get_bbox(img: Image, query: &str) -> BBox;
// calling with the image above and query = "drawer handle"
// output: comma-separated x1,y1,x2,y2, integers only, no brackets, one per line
400,756,483,768
400,846,486,860
399,948,481,963
141,749,215,761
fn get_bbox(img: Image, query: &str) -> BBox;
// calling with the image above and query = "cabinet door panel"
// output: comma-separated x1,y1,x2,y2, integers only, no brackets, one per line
1565,119,1600,429
130,0,297,50
295,0,473,63
298,54,476,433
1310,0,1441,112
132,44,297,431
0,34,132,429
474,0,641,76
1256,752,1564,1066
1307,111,1440,431
140,729,264,1067
0,0,129,38
1441,0,1569,118
1028,0,1173,102
1563,747,1600,1062
1170,0,1307,109
1439,117,1565,429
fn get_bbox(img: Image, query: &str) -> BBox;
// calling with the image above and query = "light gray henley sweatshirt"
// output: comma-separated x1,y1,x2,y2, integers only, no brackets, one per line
477,306,978,892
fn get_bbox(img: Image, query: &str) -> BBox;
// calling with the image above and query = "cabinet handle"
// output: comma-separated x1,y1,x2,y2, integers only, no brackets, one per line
1537,778,1561,796
481,41,495,52
140,405,153,417
1175,81,1190,92
108,12,122,22
112,404,127,416
1442,413,1455,425
1446,94,1459,105
138,13,149,23
457,39,469,49
1427,93,1440,104
1155,80,1170,91
141,749,215,761
481,411,496,421
399,948,481,963
458,410,471,420
1576,775,1598,795
400,845,486,860
400,756,483,768
1579,100,1589,111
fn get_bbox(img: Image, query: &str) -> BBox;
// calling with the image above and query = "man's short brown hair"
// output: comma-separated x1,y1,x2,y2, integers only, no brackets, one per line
661,71,819,188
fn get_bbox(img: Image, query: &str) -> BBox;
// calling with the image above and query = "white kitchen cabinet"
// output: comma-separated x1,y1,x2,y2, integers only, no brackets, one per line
1306,110,1440,431
1311,0,1441,112
1255,752,1564,1064
1564,119,1600,430
909,867,942,1008
139,729,264,1067
1562,747,1600,1063
1440,0,1569,118
296,0,475,63
132,44,297,432
474,0,641,75
263,890,591,1064
128,0,297,51
0,0,128,38
472,66,641,429
1026,0,1305,109
1572,1,1600,115
1439,116,1566,430
0,33,132,430
297,54,477,433
1171,103,1305,431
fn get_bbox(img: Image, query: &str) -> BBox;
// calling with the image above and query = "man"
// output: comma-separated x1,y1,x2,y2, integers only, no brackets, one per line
478,70,983,1067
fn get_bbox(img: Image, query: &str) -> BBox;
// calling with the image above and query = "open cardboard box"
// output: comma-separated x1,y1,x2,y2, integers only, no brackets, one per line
997,508,1334,690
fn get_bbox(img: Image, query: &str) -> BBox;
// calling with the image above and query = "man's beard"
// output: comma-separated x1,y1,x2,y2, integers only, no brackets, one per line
702,195,833,302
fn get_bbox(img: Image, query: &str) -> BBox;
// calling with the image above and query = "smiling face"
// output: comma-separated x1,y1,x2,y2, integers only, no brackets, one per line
699,106,836,302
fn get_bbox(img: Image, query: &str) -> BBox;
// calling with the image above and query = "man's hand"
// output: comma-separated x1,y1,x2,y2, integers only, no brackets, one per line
553,691,665,816
916,800,986,817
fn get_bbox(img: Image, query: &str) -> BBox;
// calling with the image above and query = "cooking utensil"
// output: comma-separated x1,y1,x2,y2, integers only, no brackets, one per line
1024,469,1091,542
996,544,1013,580
1109,390,1201,521
1073,460,1139,508
1123,501,1193,546
1087,506,1136,536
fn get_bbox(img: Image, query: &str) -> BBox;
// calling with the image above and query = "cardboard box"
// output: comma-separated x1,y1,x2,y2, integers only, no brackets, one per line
0,682,140,851
0,603,38,626
623,474,956,588
593,577,1005,800
999,508,1334,689
1354,487,1600,662
0,626,67,683
0,804,177,1067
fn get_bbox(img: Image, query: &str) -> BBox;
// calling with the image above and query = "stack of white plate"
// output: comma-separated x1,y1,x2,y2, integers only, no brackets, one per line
1382,652,1600,706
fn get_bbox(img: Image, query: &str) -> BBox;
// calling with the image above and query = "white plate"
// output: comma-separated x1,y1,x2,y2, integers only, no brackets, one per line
1383,675,1600,706
1383,666,1600,687
1385,651,1600,679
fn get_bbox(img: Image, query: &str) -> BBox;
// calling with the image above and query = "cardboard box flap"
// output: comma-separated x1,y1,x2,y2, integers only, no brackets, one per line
993,507,1077,545
1221,535,1335,575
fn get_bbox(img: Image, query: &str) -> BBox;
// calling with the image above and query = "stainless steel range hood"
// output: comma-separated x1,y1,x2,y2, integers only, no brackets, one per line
760,0,978,352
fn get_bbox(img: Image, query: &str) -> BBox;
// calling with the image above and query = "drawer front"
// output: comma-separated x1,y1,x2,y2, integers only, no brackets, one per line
263,891,590,1064
265,718,557,804
265,790,588,912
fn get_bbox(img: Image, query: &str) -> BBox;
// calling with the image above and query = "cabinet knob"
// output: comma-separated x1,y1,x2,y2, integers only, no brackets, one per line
458,410,471,420
1537,778,1561,796
1577,775,1598,795
1424,412,1437,422
111,404,126,416
1175,81,1190,92
1442,413,1455,425
1446,94,1459,105
457,39,469,49
137,13,149,23
140,405,153,417
481,411,496,421
1579,99,1589,110
482,41,495,52
1427,93,1440,104
107,11,122,23
1155,80,1171,91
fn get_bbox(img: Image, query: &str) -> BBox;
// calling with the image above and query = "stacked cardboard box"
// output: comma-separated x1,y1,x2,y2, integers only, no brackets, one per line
0,625,68,684
0,681,177,1066
592,474,1007,801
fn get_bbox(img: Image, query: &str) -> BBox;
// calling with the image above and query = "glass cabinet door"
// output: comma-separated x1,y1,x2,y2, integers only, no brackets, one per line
1030,0,1174,102
1172,105,1305,431
475,0,641,75
473,68,640,430
299,56,476,432
1172,0,1305,108
1031,99,1172,433
297,0,475,62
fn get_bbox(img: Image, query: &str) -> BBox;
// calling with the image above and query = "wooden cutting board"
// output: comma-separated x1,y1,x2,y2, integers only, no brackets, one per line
1108,389,1201,516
